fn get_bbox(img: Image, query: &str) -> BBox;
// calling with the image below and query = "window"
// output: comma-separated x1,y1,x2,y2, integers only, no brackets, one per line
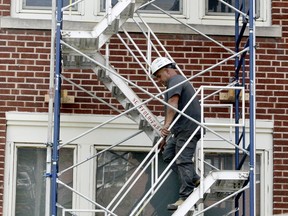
22,0,77,10
207,0,257,14
140,0,182,14
14,146,74,216
100,0,182,13
11,0,86,21
95,150,179,216
196,0,269,26
206,0,260,18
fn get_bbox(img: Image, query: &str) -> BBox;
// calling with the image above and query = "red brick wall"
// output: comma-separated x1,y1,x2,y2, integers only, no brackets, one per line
0,0,10,16
271,1,288,214
0,0,288,215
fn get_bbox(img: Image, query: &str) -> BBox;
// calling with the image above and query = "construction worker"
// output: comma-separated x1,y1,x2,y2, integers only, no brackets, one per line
150,57,202,210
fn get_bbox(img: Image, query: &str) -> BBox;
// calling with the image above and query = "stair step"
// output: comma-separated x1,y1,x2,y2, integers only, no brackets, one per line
64,51,161,141
125,101,139,116
206,175,247,200
91,52,161,141
104,17,120,35
62,55,93,69
111,84,125,99
139,117,153,131
61,0,148,53
98,68,112,83
172,171,249,216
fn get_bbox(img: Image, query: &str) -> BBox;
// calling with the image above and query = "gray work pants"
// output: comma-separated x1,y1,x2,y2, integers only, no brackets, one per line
162,131,200,199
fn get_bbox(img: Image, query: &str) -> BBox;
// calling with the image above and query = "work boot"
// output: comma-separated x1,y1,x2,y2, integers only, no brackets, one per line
193,174,200,187
193,179,200,187
167,198,185,210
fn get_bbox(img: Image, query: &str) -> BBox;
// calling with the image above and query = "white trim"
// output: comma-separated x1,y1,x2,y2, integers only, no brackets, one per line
5,112,152,146
0,16,281,37
5,112,273,149
9,0,272,26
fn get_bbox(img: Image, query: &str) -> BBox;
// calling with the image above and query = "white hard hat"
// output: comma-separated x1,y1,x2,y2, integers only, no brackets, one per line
150,57,173,76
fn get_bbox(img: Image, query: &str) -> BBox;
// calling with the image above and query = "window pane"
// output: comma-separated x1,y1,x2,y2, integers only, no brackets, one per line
23,0,77,10
100,0,182,13
95,150,179,216
207,0,258,15
141,0,182,12
15,147,74,216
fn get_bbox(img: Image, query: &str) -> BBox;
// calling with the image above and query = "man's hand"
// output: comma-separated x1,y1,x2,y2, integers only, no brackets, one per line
161,124,170,137
161,94,178,137
158,138,166,151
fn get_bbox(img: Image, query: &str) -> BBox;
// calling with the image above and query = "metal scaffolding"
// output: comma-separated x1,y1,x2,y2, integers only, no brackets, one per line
48,0,256,215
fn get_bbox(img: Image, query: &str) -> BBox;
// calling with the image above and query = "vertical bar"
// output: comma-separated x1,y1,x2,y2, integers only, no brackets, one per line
249,0,256,215
234,0,240,215
46,0,56,215
106,0,112,25
51,0,63,215
200,87,204,199
234,0,240,170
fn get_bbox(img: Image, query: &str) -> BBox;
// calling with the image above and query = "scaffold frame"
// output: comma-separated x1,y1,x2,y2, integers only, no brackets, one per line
48,0,256,215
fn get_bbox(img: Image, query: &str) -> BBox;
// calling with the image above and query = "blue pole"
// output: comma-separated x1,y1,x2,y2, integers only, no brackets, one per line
234,1,240,215
249,0,256,216
51,0,63,215
234,0,240,172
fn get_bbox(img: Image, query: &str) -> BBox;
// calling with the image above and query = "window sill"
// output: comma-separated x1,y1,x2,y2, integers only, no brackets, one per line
0,16,282,38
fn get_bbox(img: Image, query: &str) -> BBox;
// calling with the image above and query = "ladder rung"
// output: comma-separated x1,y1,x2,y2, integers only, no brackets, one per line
111,85,125,99
104,17,120,35
139,118,152,131
98,68,112,83
63,55,94,69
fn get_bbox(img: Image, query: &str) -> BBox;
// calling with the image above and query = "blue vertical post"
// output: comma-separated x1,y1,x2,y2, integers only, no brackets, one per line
234,0,240,172
234,0,240,215
249,0,256,216
51,0,63,215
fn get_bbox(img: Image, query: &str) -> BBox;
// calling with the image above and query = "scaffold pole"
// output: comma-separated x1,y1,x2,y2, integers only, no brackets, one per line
249,0,256,215
51,0,63,215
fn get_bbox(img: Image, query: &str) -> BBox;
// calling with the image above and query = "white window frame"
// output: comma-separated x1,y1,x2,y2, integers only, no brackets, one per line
3,142,77,216
10,0,271,26
3,112,151,215
10,0,100,22
187,0,271,26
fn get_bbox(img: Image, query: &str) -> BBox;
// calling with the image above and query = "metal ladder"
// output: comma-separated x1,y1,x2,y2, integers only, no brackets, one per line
61,0,161,143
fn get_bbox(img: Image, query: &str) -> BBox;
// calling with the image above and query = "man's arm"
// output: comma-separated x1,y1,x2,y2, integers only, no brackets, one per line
161,94,179,137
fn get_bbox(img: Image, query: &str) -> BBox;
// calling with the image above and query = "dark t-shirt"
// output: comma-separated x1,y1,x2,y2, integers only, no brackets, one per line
165,75,201,136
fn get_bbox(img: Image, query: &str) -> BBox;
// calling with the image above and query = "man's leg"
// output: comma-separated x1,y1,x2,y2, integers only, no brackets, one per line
175,133,199,199
166,133,199,210
162,136,178,173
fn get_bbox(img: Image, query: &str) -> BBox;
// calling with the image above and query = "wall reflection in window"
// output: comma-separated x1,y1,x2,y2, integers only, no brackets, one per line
15,147,73,216
23,0,77,10
207,0,254,14
95,150,179,216
101,0,182,13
